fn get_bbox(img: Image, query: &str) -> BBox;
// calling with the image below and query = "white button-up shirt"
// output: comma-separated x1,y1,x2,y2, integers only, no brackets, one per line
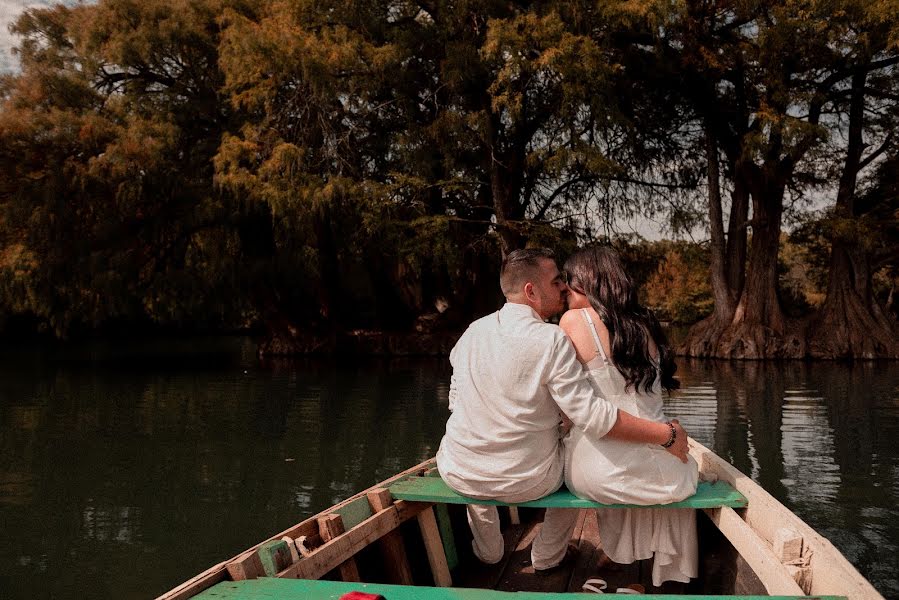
436,302,619,497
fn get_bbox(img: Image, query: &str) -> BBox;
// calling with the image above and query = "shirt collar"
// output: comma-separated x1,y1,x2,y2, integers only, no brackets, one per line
501,301,543,322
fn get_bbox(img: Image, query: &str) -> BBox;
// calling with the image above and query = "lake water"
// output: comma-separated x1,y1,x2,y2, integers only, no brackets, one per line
0,338,897,598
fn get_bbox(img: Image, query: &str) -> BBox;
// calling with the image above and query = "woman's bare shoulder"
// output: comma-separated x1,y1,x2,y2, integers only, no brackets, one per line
559,308,583,328
559,309,593,362
559,308,591,336
562,307,613,359
562,306,609,333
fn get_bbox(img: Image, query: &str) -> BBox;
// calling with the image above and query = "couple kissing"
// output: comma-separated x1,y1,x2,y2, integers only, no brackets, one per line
435,246,698,587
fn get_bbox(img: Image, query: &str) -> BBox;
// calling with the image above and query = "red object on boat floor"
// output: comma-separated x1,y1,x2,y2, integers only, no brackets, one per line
339,593,386,600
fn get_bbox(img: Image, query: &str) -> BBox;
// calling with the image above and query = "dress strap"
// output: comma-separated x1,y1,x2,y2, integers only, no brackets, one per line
580,309,610,364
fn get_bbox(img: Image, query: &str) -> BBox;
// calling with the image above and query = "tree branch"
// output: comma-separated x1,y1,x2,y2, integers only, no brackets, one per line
858,132,894,171
533,176,590,221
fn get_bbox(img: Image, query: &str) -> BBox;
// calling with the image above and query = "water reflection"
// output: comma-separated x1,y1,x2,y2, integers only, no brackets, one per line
0,340,896,598
672,359,899,597
0,341,451,599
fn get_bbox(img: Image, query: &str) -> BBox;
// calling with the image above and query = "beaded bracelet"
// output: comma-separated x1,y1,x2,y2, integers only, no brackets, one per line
661,421,677,448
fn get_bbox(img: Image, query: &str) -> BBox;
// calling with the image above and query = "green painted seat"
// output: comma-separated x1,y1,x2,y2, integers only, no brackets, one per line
388,476,747,510
193,577,841,599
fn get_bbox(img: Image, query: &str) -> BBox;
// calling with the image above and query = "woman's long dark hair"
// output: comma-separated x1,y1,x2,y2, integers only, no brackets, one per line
565,246,679,393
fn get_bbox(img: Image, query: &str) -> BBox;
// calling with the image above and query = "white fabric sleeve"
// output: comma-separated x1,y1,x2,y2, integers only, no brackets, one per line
448,372,459,413
545,334,618,439
447,332,464,413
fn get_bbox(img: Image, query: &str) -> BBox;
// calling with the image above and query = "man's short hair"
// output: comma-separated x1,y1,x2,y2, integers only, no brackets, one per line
500,248,556,296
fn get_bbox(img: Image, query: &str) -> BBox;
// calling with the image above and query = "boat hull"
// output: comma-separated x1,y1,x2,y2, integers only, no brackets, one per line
157,441,882,599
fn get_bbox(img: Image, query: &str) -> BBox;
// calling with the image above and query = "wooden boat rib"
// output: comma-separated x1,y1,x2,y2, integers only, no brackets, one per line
158,440,883,600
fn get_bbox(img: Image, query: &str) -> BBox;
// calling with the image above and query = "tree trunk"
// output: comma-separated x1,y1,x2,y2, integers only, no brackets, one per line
682,129,738,356
684,162,799,359
723,165,800,358
726,173,749,299
484,105,526,255
810,244,898,358
806,70,899,359
490,161,525,254
313,202,342,331
706,130,733,316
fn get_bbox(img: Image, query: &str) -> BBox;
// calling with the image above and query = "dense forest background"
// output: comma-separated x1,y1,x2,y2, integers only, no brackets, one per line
0,0,896,358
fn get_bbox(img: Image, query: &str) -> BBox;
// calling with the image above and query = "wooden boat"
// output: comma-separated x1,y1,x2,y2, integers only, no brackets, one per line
158,440,882,600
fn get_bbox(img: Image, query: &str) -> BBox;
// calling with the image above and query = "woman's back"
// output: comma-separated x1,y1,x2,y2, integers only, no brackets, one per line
560,307,666,422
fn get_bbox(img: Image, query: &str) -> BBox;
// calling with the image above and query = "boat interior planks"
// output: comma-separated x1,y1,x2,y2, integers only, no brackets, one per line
418,505,454,586
317,513,362,582
365,489,414,585
158,459,438,600
279,499,431,581
450,505,530,591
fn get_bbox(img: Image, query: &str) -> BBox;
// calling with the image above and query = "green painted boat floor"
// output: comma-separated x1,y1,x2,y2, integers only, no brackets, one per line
388,477,747,510
192,578,843,599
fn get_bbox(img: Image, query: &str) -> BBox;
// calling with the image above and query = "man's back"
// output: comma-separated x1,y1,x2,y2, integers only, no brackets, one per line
436,302,576,497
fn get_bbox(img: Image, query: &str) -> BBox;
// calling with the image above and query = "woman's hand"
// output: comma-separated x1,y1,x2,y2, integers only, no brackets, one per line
663,419,689,463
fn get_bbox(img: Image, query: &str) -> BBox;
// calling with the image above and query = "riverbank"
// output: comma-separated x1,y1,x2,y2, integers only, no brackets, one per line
257,323,694,358
258,329,462,357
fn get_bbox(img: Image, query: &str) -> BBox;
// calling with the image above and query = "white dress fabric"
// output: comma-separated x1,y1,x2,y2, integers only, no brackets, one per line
563,309,699,587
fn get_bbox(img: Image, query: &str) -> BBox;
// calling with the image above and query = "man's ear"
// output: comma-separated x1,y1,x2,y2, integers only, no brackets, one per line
523,282,535,302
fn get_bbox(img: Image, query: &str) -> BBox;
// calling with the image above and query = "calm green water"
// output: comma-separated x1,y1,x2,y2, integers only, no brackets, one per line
0,339,897,598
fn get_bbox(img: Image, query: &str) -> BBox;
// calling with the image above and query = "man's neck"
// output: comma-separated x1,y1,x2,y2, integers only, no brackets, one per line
505,299,544,320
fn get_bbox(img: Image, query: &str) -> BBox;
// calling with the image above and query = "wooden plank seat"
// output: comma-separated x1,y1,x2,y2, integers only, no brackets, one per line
191,577,844,599
388,476,747,510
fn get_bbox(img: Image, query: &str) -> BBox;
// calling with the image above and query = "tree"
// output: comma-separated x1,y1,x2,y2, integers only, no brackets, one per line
667,0,899,358
805,152,899,357
0,0,259,336
213,0,649,335
644,244,714,324
802,2,899,358
3,0,894,355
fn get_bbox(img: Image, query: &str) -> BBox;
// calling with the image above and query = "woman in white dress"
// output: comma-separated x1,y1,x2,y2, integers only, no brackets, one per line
559,246,699,587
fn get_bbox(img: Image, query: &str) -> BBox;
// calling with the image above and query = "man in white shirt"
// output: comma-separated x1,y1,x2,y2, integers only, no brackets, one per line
435,248,688,571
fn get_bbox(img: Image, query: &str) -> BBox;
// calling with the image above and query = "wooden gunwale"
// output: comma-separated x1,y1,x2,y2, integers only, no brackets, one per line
688,439,883,599
275,498,431,580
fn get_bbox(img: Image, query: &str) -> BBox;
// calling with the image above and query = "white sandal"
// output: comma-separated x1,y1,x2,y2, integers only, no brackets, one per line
582,578,644,594
582,578,608,593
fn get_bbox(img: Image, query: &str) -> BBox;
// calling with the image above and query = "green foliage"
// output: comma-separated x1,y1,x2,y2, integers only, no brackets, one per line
0,0,259,337
642,242,714,325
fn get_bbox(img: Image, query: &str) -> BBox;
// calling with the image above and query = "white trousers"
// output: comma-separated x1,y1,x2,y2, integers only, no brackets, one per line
458,466,579,570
